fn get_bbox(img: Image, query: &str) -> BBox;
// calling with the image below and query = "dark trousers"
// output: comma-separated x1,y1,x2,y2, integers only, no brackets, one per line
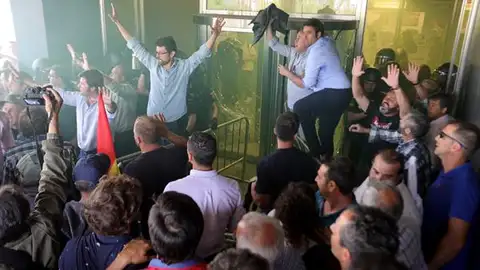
293,88,351,159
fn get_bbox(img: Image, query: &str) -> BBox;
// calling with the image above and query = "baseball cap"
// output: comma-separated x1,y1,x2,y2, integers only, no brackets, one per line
73,153,111,191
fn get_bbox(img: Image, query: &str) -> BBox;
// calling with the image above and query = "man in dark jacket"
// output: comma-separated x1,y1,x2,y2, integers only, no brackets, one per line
0,88,69,269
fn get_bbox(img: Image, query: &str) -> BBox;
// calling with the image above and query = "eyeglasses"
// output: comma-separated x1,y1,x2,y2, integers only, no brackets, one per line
439,131,466,149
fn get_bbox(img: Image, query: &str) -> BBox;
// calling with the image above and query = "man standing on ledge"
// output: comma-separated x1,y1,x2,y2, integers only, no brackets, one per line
109,3,225,136
281,18,351,160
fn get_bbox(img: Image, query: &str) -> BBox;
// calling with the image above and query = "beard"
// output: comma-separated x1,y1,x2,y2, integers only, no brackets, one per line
366,177,397,187
379,104,398,115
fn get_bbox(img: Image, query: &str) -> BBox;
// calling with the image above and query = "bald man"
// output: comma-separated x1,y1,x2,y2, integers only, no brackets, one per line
236,212,305,270
123,115,188,239
360,181,426,270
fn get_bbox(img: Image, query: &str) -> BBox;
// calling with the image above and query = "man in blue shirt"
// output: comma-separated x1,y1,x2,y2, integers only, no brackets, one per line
109,3,224,136
280,19,351,160
422,121,480,270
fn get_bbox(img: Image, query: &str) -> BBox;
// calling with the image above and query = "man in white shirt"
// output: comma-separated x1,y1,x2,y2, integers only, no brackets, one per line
164,132,245,259
354,149,422,226
360,180,426,269
57,69,117,158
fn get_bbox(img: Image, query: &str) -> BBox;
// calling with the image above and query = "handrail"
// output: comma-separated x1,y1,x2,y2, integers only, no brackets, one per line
117,116,250,181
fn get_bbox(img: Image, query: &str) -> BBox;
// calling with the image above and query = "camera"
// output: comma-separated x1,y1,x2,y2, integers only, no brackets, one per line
24,86,55,106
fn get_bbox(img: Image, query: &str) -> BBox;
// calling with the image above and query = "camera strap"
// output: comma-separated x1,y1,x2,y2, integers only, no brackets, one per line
25,107,44,168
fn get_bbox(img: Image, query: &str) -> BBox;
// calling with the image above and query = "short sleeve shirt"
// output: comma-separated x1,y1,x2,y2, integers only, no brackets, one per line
422,163,480,270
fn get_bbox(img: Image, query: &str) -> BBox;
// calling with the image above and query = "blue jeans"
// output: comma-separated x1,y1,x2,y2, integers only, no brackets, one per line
78,149,97,160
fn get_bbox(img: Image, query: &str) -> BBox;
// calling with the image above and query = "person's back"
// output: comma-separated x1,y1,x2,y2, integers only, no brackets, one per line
257,147,318,205
164,132,245,259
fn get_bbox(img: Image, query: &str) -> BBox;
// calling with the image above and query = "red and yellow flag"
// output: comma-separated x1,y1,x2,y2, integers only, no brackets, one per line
97,92,120,176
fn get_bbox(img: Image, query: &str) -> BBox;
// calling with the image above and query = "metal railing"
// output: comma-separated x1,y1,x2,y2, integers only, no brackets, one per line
208,116,250,182
117,117,250,181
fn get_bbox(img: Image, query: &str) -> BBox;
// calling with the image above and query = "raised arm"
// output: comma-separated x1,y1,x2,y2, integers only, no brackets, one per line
32,89,69,232
351,56,370,112
184,18,224,74
382,64,411,118
109,3,157,70
267,23,292,57
152,114,187,147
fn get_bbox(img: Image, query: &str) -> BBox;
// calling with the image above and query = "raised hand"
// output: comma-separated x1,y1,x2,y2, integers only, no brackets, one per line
352,56,365,78
151,113,169,137
108,3,118,23
381,64,400,89
44,88,63,117
402,62,420,84
210,17,226,36
278,64,289,77
100,87,116,113
81,52,90,71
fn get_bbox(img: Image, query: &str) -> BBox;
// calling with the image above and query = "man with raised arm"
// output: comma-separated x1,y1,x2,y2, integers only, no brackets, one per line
109,3,224,136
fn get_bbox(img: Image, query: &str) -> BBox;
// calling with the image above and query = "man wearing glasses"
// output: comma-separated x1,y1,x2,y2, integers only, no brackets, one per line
109,3,224,136
422,121,480,270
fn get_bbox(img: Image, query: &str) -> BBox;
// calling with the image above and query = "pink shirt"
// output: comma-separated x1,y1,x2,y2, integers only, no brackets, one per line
164,170,245,258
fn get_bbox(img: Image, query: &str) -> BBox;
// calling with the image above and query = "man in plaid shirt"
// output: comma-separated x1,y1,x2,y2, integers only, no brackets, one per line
350,110,431,199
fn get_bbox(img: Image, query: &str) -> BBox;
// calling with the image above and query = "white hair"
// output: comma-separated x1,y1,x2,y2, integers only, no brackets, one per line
236,212,285,265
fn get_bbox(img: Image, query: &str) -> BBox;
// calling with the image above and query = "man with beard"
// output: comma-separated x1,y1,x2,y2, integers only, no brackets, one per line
354,149,422,227
349,57,411,178
109,3,224,136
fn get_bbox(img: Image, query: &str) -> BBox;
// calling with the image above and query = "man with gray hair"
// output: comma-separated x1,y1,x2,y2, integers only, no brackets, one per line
350,110,431,198
235,212,305,270
361,181,427,269
422,120,480,270
329,205,400,270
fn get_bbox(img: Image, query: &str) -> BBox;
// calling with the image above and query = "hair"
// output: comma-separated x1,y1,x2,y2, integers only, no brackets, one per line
18,107,48,138
50,65,74,88
374,149,405,175
236,212,285,264
402,110,429,138
0,185,30,240
78,69,104,89
360,181,404,221
349,253,407,270
274,182,319,248
303,18,325,36
148,191,204,264
187,132,217,167
156,36,178,53
339,206,399,260
324,156,355,195
134,116,158,144
208,248,269,270
449,120,480,156
429,93,452,114
275,112,299,142
83,174,142,236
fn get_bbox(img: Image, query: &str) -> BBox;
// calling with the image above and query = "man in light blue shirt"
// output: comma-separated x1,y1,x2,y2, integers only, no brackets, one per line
57,69,117,159
280,19,351,160
109,3,224,136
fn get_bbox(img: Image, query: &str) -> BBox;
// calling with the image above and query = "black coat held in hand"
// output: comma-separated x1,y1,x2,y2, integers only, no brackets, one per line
249,4,289,46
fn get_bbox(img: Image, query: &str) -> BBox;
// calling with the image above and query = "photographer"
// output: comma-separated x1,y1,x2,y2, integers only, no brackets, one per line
0,89,71,269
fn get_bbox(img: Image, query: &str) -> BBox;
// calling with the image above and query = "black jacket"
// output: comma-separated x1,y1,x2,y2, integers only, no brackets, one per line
249,4,289,45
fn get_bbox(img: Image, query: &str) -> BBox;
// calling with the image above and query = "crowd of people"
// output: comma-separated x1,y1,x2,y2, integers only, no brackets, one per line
0,3,478,270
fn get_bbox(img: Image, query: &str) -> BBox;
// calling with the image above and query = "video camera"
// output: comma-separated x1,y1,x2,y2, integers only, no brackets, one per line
23,86,55,106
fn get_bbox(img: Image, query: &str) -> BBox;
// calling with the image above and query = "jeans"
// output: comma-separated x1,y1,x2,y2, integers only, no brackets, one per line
293,88,351,159
78,149,97,160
